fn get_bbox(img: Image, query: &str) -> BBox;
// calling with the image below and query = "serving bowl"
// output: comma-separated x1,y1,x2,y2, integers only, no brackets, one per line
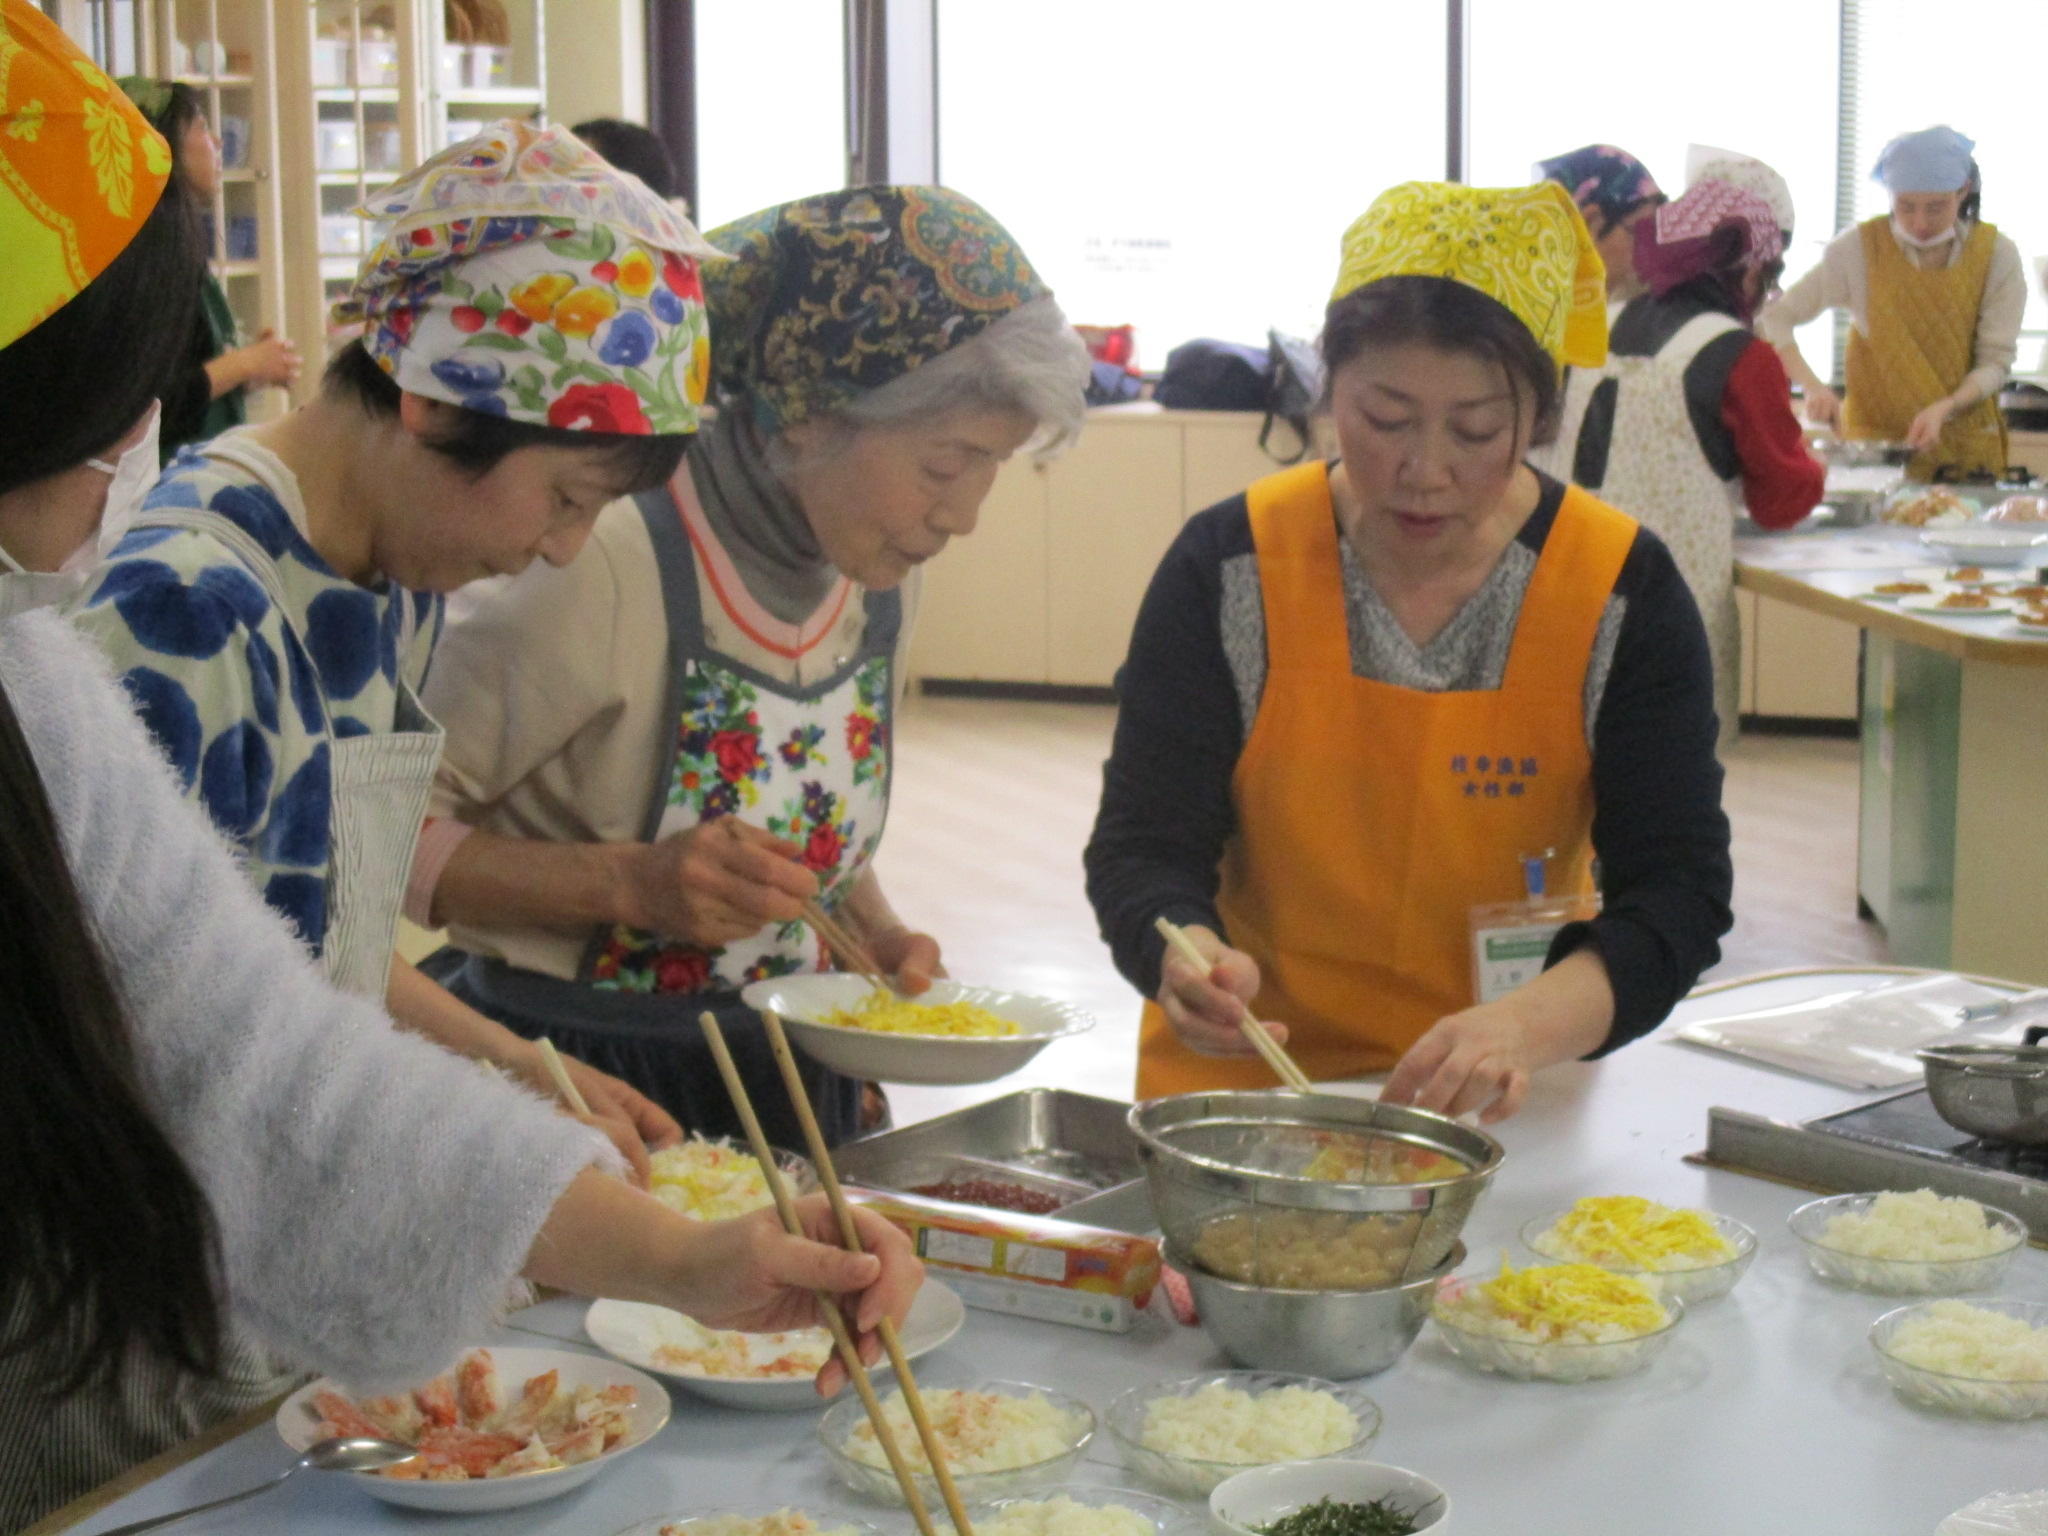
275,1347,668,1513
614,1514,881,1536
1129,1092,1502,1289
1103,1370,1381,1499
1211,1462,1450,1536
817,1378,1094,1505
1520,1210,1758,1305
1870,1299,2048,1419
969,1487,1200,1536
742,975,1094,1086
1787,1192,2026,1294
1169,1240,1463,1378
1920,1040,2048,1144
1429,1280,1684,1382
1919,525,2048,567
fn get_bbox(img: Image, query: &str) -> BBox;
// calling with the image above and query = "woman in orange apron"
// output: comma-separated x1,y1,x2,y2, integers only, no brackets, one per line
1759,126,2023,480
1085,182,1734,1122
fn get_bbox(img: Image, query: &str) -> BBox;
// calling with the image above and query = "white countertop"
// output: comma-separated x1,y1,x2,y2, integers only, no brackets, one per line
62,973,2048,1536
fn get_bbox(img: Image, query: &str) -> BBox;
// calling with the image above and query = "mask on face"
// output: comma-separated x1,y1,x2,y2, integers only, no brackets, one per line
1891,217,1955,252
0,402,162,619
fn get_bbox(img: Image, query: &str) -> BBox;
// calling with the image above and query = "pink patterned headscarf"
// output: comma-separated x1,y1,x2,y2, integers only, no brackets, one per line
1632,176,1785,318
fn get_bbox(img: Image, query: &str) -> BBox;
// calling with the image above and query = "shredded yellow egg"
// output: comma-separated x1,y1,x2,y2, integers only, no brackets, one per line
1543,1196,1735,1270
649,1136,774,1222
822,990,1017,1038
1302,1135,1468,1185
1475,1261,1668,1341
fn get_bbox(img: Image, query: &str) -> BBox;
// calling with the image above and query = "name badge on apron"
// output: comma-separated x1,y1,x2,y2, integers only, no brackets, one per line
1468,850,1601,1005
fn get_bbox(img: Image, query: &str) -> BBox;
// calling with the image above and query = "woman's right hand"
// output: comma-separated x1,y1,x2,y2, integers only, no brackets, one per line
622,817,818,947
1154,922,1273,1056
1801,382,1842,428
234,329,301,388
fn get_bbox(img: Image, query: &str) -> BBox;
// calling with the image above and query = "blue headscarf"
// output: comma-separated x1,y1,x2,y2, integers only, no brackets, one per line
1872,126,1976,194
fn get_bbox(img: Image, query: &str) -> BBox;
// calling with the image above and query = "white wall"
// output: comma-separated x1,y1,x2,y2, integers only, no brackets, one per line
545,0,646,127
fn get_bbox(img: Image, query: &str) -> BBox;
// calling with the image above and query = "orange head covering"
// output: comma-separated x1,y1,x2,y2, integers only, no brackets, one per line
0,0,171,349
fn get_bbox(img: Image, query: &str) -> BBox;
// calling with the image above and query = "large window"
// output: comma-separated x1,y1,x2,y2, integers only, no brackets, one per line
694,1,846,230
937,1,1447,368
1467,0,1840,377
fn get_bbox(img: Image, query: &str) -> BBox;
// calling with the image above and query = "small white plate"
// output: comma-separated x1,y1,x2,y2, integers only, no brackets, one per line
1898,594,2019,618
276,1346,668,1513
1859,584,1942,603
741,975,1094,1085
585,1279,965,1411
2015,611,2048,634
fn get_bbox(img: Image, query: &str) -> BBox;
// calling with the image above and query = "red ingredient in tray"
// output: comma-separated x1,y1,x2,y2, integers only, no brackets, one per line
911,1178,1066,1215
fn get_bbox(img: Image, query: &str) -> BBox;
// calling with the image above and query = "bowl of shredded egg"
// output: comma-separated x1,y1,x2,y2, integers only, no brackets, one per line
818,1379,1095,1504
742,975,1095,1085
648,1135,816,1223
1787,1189,2026,1295
1429,1260,1684,1382
1103,1371,1381,1499
1521,1196,1757,1305
968,1488,1200,1536
1870,1298,2048,1419
613,1512,879,1536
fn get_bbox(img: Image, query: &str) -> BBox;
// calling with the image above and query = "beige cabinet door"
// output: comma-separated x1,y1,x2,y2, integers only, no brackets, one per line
908,457,1051,683
1753,595,1860,720
1736,588,1759,717
1047,425,1185,685
1181,414,1285,519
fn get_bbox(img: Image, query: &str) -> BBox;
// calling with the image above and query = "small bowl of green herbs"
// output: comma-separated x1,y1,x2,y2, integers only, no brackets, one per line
1211,1461,1449,1536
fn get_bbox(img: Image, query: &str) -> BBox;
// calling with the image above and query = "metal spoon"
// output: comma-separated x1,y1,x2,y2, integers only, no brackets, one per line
92,1437,417,1536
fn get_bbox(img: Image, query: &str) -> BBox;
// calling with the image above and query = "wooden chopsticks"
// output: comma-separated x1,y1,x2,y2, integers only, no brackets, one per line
1154,916,1312,1091
535,1038,592,1115
696,1012,967,1536
803,898,903,998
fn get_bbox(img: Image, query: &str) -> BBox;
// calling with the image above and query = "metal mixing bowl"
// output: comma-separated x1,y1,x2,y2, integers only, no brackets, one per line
1920,1041,2048,1144
1128,1091,1503,1285
1168,1239,1464,1378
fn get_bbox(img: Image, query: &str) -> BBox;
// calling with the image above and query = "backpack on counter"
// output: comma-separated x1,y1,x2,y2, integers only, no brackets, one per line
1154,334,1325,464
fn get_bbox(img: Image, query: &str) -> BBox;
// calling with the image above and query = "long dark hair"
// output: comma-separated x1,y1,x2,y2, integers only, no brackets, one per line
0,175,204,496
0,682,223,1393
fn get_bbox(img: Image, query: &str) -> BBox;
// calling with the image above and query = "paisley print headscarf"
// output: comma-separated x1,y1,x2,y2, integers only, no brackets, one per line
701,185,1049,433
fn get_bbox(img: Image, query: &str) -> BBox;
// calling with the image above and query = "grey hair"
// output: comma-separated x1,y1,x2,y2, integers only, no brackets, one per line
827,295,1091,459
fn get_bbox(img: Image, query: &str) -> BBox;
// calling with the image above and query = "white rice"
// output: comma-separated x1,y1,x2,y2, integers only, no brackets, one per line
1138,1382,1356,1466
662,1514,859,1536
844,1388,1084,1476
979,1498,1156,1536
1887,1301,2048,1382
1820,1190,2014,1262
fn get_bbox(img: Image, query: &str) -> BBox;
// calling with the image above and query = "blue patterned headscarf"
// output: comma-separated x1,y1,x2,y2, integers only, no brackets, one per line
1535,144,1664,235
701,185,1049,433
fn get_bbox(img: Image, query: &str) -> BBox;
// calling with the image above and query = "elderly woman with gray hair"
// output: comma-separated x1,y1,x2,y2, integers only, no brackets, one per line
411,185,1089,1145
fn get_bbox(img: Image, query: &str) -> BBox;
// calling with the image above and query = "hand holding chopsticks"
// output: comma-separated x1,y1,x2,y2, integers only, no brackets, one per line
802,898,907,998
1154,916,1312,1091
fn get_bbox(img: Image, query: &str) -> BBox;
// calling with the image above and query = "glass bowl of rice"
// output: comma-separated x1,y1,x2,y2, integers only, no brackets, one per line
968,1488,1201,1536
1103,1371,1381,1499
1787,1190,2026,1295
1870,1299,2048,1419
617,1513,880,1536
1430,1264,1685,1382
818,1379,1094,1505
1520,1197,1758,1305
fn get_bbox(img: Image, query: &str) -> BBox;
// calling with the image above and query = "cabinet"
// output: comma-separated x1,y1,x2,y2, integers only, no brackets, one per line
1752,594,1861,722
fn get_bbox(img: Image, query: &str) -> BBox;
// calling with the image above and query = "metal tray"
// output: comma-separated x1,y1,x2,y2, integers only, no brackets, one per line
839,1088,1144,1212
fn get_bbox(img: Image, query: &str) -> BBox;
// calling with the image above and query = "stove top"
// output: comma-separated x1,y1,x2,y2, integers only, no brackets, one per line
1813,1089,2048,1179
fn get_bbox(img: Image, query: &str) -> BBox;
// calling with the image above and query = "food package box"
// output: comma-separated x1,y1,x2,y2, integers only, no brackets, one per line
851,1188,1161,1334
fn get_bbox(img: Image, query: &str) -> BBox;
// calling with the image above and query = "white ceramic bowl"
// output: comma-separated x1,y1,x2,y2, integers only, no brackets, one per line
1103,1371,1381,1499
613,1515,881,1536
275,1346,667,1513
1870,1299,2048,1419
1920,525,2048,567
970,1487,1201,1536
1520,1210,1758,1305
584,1277,965,1411
1786,1193,2026,1295
1430,1278,1684,1382
817,1378,1094,1505
1211,1461,1450,1536
741,975,1094,1085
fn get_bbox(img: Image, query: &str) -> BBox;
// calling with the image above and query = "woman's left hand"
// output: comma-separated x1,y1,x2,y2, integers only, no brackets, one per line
542,1050,684,1183
1379,998,1542,1123
1906,397,1956,449
867,925,944,995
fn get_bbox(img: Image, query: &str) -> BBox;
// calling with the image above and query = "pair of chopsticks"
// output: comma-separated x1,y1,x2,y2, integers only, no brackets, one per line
698,1009,972,1536
1154,916,1311,1091
803,898,905,999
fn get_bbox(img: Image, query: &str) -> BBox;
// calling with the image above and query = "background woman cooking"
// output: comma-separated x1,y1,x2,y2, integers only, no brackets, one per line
1086,181,1733,1123
69,121,702,1173
1759,125,2024,479
410,186,1090,1147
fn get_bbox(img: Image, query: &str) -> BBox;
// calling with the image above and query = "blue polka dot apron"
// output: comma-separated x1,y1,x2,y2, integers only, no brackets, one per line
426,485,899,1149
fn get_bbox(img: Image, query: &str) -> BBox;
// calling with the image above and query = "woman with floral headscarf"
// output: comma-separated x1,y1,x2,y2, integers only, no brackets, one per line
1534,155,1823,747
1536,144,1666,303
1760,125,2023,479
410,185,1090,1146
1086,182,1731,1123
67,120,716,1173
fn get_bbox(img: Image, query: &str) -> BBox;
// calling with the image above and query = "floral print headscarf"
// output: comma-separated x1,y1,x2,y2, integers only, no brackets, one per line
1534,144,1664,236
333,120,721,435
701,185,1049,433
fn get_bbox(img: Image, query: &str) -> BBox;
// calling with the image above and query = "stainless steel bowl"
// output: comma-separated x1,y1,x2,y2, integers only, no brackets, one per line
1920,1043,2048,1145
1128,1091,1503,1284
1169,1239,1464,1379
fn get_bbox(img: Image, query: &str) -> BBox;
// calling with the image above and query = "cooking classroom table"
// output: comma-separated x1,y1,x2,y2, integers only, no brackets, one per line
38,973,2048,1536
1734,523,2048,990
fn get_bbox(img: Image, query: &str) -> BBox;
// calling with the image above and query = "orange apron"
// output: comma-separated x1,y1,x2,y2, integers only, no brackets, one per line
1135,463,1638,1099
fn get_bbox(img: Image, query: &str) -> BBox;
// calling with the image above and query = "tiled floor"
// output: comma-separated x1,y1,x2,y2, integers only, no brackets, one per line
878,694,1888,1125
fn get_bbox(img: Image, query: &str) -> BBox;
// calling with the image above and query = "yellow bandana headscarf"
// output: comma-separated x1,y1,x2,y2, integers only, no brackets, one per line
0,0,171,350
1331,181,1608,368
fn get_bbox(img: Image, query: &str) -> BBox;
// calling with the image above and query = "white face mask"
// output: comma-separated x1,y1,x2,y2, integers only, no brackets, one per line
0,402,162,619
1891,216,1956,252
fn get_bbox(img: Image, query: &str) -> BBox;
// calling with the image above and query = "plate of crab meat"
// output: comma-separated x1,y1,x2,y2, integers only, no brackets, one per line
275,1346,669,1511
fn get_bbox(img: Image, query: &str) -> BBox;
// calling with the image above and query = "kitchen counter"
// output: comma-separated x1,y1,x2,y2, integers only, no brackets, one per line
1735,527,2048,985
37,972,2048,1536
